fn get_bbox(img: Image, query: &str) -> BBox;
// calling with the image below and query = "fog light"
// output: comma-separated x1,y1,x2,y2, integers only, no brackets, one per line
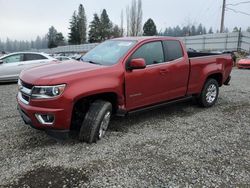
35,114,55,125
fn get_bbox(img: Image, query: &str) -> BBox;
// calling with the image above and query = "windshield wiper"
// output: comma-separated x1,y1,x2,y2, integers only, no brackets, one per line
83,60,102,65
89,61,101,65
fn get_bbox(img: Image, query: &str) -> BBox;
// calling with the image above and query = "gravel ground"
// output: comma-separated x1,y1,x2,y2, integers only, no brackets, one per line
0,68,249,187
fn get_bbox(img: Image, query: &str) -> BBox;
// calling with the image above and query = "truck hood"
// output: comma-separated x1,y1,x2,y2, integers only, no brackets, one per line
20,60,104,85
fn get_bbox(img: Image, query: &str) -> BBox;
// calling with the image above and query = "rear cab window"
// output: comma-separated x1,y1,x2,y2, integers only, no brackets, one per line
163,40,183,62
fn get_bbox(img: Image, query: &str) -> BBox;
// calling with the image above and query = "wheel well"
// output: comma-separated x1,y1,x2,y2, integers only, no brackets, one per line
70,92,118,130
206,73,223,86
85,93,118,111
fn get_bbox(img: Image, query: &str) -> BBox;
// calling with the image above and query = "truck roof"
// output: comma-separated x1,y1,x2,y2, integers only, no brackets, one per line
112,36,179,42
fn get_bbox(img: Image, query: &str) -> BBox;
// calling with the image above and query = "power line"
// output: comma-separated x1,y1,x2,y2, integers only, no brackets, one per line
194,0,214,24
226,7,250,16
226,1,250,6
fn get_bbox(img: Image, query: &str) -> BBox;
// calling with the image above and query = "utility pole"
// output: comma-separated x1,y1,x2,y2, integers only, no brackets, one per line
220,0,226,33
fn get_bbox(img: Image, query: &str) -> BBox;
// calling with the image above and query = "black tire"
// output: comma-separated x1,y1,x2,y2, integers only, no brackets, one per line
79,100,112,143
197,78,219,107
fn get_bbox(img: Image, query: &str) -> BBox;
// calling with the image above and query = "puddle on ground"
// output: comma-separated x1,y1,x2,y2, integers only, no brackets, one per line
7,165,89,188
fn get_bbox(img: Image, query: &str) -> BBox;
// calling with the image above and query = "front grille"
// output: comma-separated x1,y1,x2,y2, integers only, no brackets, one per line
21,93,30,102
239,64,250,67
21,80,33,89
18,80,33,104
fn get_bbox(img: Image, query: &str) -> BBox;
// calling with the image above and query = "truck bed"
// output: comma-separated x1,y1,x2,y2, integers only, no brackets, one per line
187,52,223,58
187,53,233,95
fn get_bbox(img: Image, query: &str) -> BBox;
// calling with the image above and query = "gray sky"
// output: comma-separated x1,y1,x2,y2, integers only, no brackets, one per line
0,0,249,41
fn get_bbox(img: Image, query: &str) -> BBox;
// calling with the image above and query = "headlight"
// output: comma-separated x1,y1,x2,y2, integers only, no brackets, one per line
31,84,66,99
17,79,22,90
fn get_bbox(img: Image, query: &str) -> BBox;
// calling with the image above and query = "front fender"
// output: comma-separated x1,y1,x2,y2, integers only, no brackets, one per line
64,71,125,106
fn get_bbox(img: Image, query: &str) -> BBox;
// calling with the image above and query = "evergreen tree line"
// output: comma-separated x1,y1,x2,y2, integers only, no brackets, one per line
88,10,121,43
0,36,48,52
159,24,214,37
46,4,123,47
47,26,66,48
159,25,250,37
1,0,250,52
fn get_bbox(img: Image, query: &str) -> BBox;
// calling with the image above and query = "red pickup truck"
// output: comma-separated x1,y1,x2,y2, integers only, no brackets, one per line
17,37,233,143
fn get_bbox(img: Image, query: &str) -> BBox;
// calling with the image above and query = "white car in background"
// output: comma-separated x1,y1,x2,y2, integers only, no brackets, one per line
0,52,56,82
54,56,72,61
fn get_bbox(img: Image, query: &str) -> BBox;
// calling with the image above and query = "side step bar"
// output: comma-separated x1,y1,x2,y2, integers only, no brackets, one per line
116,96,193,116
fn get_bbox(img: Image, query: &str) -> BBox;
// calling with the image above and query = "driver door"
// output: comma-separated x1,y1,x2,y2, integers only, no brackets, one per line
125,41,169,110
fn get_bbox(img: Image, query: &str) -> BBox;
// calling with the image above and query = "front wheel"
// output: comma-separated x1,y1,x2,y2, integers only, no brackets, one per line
79,100,112,143
197,78,219,107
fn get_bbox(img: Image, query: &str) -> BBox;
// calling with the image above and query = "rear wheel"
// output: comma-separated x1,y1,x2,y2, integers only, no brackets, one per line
79,100,112,143
197,78,219,107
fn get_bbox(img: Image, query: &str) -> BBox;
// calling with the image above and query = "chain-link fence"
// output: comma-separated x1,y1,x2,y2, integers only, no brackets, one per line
180,31,250,53
32,32,250,54
33,43,99,54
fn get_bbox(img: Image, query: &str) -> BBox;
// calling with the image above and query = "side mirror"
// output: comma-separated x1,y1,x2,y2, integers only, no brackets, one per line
0,60,3,64
128,58,146,70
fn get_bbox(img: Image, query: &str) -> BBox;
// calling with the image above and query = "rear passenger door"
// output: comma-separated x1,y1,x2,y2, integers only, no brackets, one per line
161,40,189,100
23,53,49,69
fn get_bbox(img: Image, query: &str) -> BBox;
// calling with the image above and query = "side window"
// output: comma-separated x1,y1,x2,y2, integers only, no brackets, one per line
2,54,23,63
131,41,164,65
163,40,183,61
24,54,47,61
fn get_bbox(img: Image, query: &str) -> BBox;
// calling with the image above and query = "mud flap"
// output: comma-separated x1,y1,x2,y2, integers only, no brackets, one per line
224,76,231,86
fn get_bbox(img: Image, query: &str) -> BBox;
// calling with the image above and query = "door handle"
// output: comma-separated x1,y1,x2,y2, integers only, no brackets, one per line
159,69,169,75
18,64,24,66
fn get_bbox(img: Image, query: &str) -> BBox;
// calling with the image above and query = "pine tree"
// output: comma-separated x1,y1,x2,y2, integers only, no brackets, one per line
47,26,58,48
233,27,239,32
197,24,203,35
55,32,66,46
89,10,121,42
143,18,157,36
6,38,12,51
88,14,101,43
35,36,42,49
182,26,189,36
208,27,213,34
175,26,181,37
77,4,87,43
191,25,196,36
202,27,207,34
111,25,122,38
41,36,48,48
68,11,79,44
0,40,4,51
224,28,229,33
100,9,113,41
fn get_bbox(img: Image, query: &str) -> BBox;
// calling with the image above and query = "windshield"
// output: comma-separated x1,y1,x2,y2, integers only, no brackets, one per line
80,40,136,65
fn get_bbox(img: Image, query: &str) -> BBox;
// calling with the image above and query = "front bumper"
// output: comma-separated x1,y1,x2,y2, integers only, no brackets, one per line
237,64,250,69
17,96,71,139
18,105,70,139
